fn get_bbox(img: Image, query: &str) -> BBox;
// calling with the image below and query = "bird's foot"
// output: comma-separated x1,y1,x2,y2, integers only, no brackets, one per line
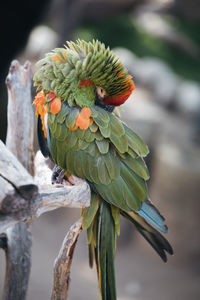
51,165,65,184
52,165,84,186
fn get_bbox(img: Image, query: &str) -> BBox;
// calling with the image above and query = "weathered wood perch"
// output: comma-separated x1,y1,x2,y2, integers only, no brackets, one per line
0,141,90,234
0,60,90,300
51,219,82,300
5,60,34,175
2,60,34,300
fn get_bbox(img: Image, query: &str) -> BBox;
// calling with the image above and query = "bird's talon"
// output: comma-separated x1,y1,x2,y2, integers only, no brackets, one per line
51,165,65,184
56,170,65,184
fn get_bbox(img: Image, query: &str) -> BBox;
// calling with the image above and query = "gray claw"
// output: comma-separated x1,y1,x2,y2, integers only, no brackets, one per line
51,165,65,184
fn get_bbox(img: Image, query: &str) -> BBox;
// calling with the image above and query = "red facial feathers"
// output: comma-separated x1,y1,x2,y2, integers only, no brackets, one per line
104,81,135,106
78,79,94,88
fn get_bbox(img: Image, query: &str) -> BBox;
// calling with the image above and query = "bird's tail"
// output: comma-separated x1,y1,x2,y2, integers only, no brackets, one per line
82,192,117,300
82,192,173,300
121,210,173,262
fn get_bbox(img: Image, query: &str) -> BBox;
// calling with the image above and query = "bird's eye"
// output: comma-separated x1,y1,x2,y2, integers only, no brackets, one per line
97,87,106,99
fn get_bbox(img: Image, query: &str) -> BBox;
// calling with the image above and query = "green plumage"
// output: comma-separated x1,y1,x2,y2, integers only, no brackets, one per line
34,39,173,300
48,104,148,208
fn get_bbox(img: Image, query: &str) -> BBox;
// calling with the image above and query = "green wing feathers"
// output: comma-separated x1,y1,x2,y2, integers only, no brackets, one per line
48,104,149,212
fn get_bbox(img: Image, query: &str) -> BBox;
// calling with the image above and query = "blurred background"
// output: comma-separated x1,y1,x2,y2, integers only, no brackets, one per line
0,0,200,299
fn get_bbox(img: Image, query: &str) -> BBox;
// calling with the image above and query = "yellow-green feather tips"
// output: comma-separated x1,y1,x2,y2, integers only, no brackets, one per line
67,40,131,96
33,39,133,103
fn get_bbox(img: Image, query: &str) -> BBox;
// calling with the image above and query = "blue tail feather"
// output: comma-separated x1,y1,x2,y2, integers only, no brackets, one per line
137,200,168,233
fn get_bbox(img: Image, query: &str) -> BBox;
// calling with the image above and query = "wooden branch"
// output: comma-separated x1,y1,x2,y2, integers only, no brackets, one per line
0,140,35,202
0,143,90,234
2,60,34,300
5,60,34,175
51,219,82,300
2,224,32,300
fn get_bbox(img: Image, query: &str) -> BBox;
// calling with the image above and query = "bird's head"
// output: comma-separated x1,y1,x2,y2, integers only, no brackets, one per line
33,40,135,111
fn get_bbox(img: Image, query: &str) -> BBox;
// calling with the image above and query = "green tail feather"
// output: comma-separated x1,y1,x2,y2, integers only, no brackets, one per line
86,200,117,300
99,201,116,300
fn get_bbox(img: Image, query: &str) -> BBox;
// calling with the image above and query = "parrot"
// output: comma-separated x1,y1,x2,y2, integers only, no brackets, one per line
33,40,173,300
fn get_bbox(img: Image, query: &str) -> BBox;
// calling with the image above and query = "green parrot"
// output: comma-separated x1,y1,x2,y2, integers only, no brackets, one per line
33,40,173,300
